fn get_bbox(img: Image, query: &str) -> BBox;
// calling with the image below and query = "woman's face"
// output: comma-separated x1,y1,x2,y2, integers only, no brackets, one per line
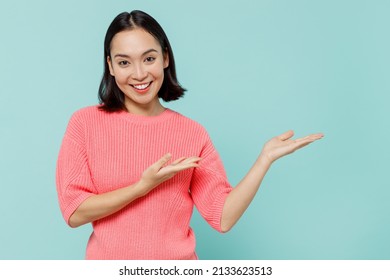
107,28,169,114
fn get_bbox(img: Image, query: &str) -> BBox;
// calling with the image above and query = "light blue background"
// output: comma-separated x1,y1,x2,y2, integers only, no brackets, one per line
1,0,389,259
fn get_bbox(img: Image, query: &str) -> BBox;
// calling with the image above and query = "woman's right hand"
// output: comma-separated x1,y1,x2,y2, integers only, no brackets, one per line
68,153,200,228
137,153,201,196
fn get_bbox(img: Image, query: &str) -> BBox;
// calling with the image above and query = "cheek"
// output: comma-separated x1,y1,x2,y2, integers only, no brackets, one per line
112,70,129,85
150,64,165,79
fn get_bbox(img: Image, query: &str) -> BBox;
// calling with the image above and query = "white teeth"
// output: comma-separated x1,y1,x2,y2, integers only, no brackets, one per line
133,83,150,90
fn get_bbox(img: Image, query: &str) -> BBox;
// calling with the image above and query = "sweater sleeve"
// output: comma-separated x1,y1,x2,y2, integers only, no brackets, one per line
190,132,233,233
56,112,97,226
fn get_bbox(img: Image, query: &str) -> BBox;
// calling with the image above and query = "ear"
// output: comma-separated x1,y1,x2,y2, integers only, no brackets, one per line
163,50,169,69
107,56,114,76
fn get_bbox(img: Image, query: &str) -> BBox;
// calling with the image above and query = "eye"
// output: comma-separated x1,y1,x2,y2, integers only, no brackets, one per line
118,61,129,66
145,57,156,63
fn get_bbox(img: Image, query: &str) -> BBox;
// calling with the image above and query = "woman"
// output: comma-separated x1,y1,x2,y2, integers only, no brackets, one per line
56,10,323,260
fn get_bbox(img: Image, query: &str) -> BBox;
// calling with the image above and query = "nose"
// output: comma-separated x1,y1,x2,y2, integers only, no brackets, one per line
131,63,147,81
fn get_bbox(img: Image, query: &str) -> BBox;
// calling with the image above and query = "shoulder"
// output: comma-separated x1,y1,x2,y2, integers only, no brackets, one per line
168,109,205,129
68,105,116,127
168,109,209,138
70,105,105,121
64,105,105,140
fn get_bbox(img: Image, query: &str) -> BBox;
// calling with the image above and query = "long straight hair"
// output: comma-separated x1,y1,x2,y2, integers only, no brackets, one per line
98,10,186,112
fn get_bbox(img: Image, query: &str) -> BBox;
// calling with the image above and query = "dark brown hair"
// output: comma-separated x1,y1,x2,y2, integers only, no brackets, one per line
98,10,185,112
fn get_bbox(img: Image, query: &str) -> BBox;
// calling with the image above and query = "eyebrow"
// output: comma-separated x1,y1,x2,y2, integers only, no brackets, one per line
113,48,159,58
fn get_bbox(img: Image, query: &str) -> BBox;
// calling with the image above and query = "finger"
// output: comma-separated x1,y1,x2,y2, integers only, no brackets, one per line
180,156,202,164
313,133,324,139
168,158,201,172
154,153,172,168
278,130,294,141
178,161,200,169
169,162,200,173
171,156,201,165
295,133,324,143
159,162,199,177
292,133,324,150
171,157,187,165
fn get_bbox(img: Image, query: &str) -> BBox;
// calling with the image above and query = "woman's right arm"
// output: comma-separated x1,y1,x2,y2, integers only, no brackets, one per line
69,153,200,228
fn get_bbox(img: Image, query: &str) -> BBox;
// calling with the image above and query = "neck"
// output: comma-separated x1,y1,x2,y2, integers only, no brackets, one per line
124,99,165,116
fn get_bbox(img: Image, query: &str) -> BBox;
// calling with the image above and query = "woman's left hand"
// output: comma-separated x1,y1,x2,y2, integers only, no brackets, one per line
260,130,324,165
222,130,323,232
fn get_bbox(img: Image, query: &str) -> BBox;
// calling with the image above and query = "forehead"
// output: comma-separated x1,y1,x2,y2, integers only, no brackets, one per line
110,28,162,56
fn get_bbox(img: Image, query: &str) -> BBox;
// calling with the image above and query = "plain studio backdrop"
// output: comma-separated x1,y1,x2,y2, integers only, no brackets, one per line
0,0,389,259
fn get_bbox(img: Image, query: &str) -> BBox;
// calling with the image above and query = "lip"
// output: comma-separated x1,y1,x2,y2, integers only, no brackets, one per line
131,82,152,94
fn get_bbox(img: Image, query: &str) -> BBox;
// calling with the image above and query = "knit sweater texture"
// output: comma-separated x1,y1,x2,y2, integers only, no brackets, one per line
56,106,232,259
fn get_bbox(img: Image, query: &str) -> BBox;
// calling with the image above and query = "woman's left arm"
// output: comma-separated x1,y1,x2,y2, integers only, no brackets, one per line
221,130,323,232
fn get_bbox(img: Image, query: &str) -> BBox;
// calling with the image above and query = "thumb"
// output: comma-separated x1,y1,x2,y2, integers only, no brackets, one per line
278,130,294,141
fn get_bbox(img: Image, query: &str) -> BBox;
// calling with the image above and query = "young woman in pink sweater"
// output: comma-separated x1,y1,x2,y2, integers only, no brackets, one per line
56,10,323,259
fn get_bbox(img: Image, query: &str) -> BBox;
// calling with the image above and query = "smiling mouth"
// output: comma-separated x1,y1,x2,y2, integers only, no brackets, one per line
131,82,152,91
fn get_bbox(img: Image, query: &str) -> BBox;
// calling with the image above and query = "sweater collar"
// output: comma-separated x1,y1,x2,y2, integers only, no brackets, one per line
115,108,175,124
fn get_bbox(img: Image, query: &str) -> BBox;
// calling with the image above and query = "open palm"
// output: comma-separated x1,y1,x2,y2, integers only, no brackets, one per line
261,130,324,164
139,154,201,195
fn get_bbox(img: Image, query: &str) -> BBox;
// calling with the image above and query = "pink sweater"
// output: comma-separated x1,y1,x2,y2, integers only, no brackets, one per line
56,106,232,259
